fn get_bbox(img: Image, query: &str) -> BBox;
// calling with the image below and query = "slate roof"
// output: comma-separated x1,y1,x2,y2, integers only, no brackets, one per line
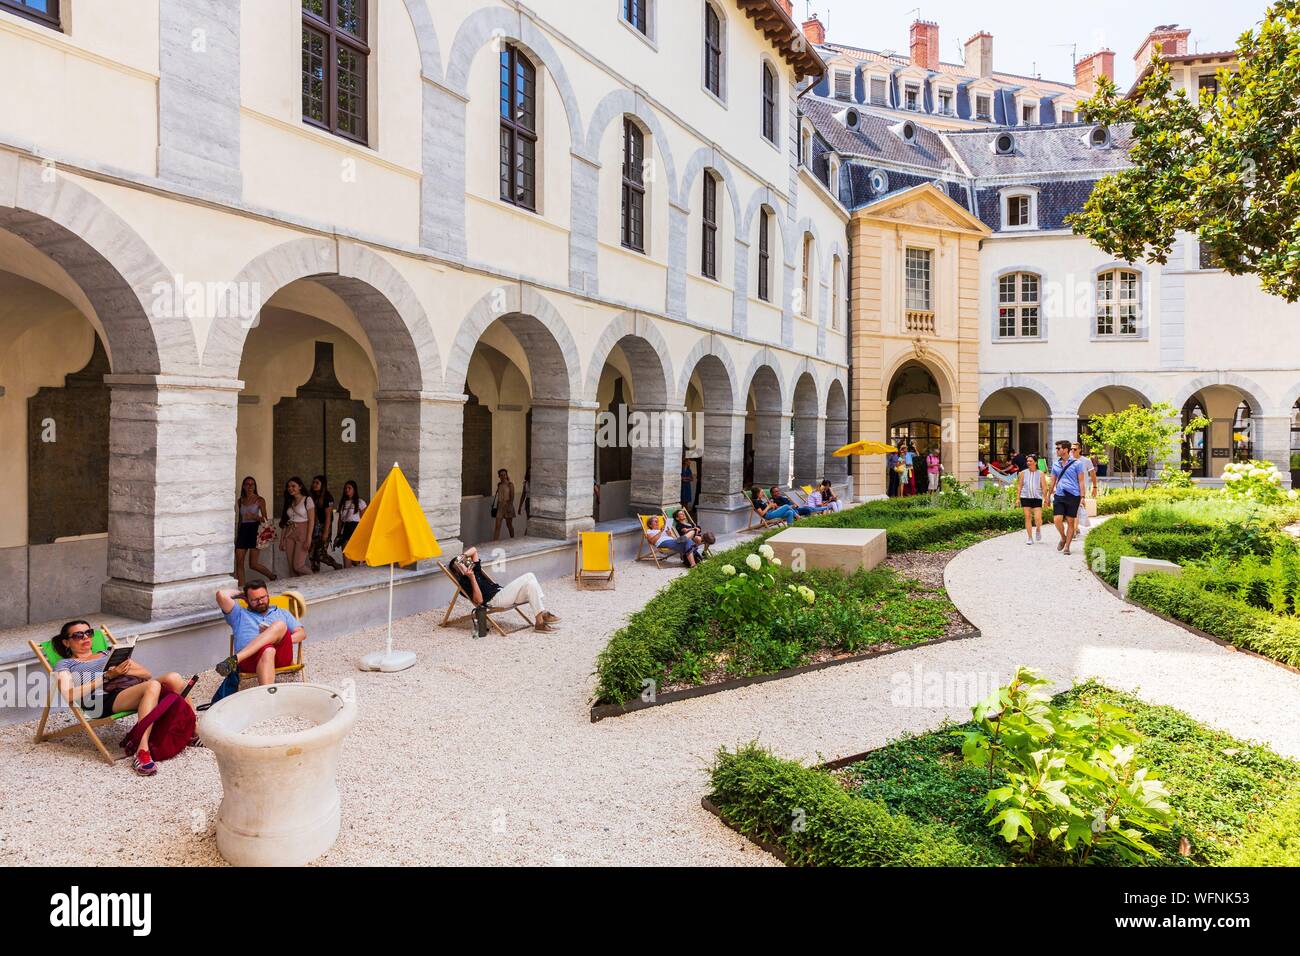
941,122,1133,179
801,95,954,172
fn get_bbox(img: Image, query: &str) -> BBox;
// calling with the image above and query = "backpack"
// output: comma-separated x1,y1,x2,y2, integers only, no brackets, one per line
120,691,196,761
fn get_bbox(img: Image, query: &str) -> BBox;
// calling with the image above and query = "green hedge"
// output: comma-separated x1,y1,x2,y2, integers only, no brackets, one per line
1224,789,1300,866
1126,573,1300,668
707,744,985,867
1083,514,1137,586
1094,486,1213,516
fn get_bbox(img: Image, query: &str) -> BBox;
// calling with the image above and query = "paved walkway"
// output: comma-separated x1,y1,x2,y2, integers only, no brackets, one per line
2,523,1297,866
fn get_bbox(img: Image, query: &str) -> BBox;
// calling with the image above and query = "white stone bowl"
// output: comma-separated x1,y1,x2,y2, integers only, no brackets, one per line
200,683,357,867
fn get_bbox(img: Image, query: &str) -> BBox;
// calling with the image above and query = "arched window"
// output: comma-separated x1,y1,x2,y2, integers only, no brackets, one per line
761,62,778,143
997,272,1040,338
302,0,369,143
701,171,718,279
800,233,814,317
831,255,842,330
757,207,771,302
703,3,724,99
621,118,646,252
1096,268,1140,337
800,125,812,166
499,44,538,211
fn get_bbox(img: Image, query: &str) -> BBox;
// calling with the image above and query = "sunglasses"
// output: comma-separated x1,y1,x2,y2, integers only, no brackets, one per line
67,629,95,640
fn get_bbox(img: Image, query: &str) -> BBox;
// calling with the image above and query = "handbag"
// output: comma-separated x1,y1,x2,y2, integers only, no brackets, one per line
490,493,498,518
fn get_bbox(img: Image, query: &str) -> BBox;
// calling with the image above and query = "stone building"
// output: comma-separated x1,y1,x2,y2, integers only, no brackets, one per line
0,0,849,628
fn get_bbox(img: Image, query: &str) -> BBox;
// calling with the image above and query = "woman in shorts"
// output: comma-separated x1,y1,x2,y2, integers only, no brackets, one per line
1015,456,1045,544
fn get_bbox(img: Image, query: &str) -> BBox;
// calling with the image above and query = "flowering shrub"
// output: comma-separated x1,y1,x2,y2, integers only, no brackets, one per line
1221,460,1297,504
716,545,813,635
1158,466,1194,489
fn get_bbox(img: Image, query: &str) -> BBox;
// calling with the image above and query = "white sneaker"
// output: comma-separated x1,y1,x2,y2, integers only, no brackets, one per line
1026,538,1034,545
1035,529,1042,541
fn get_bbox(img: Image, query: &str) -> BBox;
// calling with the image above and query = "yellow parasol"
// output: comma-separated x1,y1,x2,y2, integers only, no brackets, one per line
833,440,898,457
345,463,441,673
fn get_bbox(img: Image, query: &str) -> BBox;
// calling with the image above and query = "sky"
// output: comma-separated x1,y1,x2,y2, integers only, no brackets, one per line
804,0,1268,88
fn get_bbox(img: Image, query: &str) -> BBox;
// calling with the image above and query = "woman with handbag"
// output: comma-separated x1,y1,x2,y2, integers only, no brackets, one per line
51,620,198,776
492,468,516,540
234,476,277,588
278,476,314,576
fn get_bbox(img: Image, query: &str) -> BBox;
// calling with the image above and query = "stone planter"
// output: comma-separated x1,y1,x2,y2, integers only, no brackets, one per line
200,683,357,867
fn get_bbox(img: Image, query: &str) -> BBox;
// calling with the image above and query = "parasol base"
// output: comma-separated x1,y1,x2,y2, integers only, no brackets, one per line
357,650,417,673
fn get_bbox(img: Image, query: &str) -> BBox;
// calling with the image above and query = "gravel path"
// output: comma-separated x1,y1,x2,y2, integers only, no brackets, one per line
3,522,1298,866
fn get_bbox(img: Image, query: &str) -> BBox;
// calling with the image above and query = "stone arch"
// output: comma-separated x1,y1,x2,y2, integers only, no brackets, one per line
741,187,791,265
203,238,442,394
444,8,584,153
980,374,1061,416
791,369,822,485
787,357,824,410
585,90,679,197
824,376,849,483
584,312,673,406
679,148,743,228
882,350,957,406
0,156,198,375
676,335,740,409
741,349,788,412
1169,373,1273,417
399,0,443,79
1067,373,1158,416
791,216,824,270
1280,381,1300,421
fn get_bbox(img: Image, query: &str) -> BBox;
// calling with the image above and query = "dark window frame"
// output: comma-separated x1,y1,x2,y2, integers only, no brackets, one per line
761,63,777,142
623,0,649,35
701,172,718,279
302,0,370,145
704,4,723,98
621,118,646,253
0,0,59,28
758,208,771,302
499,43,539,212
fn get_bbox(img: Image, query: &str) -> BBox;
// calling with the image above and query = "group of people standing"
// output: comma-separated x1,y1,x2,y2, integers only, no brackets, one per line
886,443,943,497
234,474,368,585
1012,441,1099,556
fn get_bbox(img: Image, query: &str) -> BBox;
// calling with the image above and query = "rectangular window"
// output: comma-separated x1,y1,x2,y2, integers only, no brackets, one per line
302,0,369,144
938,90,952,115
1095,270,1141,336
1007,195,1030,227
621,119,646,252
622,0,648,35
704,5,722,98
701,174,717,279
1198,74,1219,101
997,272,1040,339
976,95,991,121
758,208,771,302
979,420,1014,463
1199,241,1221,270
499,45,538,211
0,0,59,28
870,77,888,106
834,70,852,100
905,248,932,312
761,65,777,142
1022,104,1035,124
1060,109,1076,123
801,236,813,314
904,85,919,111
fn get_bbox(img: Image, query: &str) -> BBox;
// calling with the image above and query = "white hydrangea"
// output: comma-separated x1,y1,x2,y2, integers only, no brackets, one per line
745,553,762,572
758,544,775,560
721,564,736,577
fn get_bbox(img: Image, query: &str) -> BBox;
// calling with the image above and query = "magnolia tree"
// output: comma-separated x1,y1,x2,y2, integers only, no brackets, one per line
1081,402,1210,488
1069,1,1300,300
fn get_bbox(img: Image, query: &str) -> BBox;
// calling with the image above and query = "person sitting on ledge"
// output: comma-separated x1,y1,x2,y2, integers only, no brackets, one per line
816,479,843,512
450,546,560,632
214,581,307,686
750,486,797,526
645,514,702,568
770,485,829,517
672,509,715,552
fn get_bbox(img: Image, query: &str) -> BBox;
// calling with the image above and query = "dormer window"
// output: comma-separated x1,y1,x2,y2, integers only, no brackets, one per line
999,187,1038,231
994,132,1015,155
1060,108,1076,124
869,75,888,106
904,84,920,111
827,156,841,195
1021,102,1037,125
937,88,954,115
900,121,918,144
834,69,853,101
1089,125,1112,149
976,94,992,121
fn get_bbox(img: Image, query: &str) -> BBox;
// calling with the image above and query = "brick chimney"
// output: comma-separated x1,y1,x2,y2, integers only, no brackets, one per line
910,20,940,70
802,13,825,46
964,31,993,78
1134,24,1191,78
775,0,793,18
1074,49,1115,96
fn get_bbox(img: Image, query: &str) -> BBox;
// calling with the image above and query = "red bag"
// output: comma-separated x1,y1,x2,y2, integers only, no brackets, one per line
120,691,196,761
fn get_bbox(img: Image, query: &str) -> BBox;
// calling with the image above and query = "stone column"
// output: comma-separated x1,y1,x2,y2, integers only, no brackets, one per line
753,410,792,487
1050,414,1079,460
825,406,850,486
100,375,241,621
628,403,687,517
793,413,826,487
1254,415,1294,487
696,409,747,526
376,390,466,556
527,400,597,539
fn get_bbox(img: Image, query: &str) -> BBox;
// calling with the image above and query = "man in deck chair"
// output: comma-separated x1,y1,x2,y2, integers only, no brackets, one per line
213,581,306,686
450,547,560,632
646,515,702,568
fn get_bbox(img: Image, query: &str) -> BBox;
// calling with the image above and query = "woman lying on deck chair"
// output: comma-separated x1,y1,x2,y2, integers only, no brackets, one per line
672,509,715,552
51,620,198,776
450,547,561,632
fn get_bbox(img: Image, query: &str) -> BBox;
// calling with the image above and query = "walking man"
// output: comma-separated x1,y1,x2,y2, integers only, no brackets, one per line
1072,442,1098,531
1050,439,1086,556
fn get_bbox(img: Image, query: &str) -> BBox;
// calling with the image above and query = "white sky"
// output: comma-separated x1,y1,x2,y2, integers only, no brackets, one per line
806,0,1265,88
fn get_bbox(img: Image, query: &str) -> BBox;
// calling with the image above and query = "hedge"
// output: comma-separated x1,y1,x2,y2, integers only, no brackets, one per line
1224,789,1300,866
707,744,985,867
1126,573,1300,669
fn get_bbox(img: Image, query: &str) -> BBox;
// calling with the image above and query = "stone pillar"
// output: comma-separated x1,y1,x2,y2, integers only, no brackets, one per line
527,400,597,539
569,155,600,294
1050,414,1079,460
1254,415,1293,487
100,375,241,621
731,238,749,336
793,413,826,487
697,409,747,525
1161,409,1185,477
753,410,792,487
376,390,466,556
825,406,849,486
629,403,687,517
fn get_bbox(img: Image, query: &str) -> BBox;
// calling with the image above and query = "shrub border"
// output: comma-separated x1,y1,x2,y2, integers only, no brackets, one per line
589,628,980,722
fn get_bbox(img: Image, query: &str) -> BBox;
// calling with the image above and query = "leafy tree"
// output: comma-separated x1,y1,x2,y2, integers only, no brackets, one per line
1068,1,1300,300
1082,401,1210,488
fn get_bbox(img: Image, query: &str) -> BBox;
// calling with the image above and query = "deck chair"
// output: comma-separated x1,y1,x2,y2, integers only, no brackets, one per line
575,531,615,589
28,627,131,765
636,514,676,568
438,561,532,636
743,490,783,533
230,591,307,685
665,507,713,558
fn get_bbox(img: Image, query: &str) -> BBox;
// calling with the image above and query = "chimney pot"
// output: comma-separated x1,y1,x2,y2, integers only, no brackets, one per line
1074,49,1115,96
909,19,940,71
801,13,825,46
964,30,994,78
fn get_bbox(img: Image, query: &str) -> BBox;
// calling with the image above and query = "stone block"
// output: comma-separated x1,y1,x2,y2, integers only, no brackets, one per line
766,527,887,574
1119,556,1182,597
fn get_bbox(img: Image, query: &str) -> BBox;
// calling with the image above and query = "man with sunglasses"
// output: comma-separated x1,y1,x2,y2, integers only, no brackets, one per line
214,580,306,686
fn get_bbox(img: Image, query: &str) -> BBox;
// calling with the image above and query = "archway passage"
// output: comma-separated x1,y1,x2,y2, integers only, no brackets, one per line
746,364,786,489
681,351,745,526
1179,386,1263,479
979,386,1052,467
791,372,822,488
823,379,849,489
1077,385,1150,479
886,362,947,496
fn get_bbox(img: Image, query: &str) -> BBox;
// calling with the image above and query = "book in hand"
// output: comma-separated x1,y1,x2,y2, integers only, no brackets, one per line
103,643,135,671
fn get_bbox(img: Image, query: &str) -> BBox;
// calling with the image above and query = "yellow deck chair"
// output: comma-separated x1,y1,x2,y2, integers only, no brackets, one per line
231,591,307,684
636,514,676,568
28,626,131,765
575,531,615,589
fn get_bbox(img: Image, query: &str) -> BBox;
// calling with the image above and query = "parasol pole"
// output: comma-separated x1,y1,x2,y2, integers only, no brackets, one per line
386,562,395,657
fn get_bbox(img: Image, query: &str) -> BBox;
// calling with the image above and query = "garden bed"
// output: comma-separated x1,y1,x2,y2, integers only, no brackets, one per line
591,498,1017,715
705,682,1300,867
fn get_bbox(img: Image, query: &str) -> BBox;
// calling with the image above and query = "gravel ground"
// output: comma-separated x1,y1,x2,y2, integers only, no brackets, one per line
3,522,1298,866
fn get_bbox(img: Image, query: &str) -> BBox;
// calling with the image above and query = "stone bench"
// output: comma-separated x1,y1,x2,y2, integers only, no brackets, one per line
766,527,887,574
1118,556,1182,597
